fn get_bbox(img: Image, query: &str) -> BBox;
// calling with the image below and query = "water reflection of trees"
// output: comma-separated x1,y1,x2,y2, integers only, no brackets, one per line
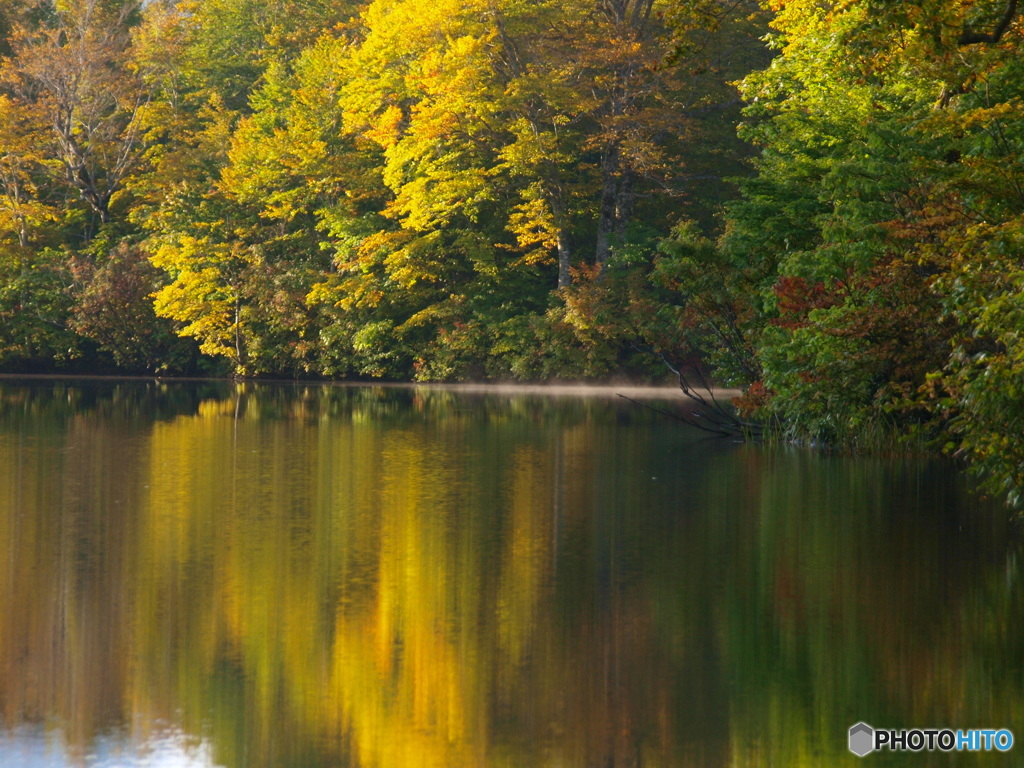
0,379,679,427
0,383,1019,767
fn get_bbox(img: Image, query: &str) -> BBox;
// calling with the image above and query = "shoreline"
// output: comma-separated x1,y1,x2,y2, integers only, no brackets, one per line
0,373,740,401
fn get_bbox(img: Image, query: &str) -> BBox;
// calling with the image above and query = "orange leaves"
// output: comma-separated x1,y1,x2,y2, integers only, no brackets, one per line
364,104,405,149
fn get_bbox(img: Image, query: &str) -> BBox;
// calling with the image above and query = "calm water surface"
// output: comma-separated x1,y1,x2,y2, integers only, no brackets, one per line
0,380,1020,767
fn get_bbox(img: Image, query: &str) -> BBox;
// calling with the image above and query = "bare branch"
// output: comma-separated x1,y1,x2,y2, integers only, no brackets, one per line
617,394,736,436
959,0,1018,44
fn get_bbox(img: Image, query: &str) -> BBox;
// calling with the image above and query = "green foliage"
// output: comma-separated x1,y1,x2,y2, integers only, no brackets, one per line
652,221,761,386
695,0,1024,504
0,244,79,367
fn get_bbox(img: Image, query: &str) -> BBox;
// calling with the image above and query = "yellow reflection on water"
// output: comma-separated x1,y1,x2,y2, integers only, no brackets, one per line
0,383,1019,768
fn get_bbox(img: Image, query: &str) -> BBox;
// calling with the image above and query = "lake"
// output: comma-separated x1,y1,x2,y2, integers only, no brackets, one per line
0,379,1019,767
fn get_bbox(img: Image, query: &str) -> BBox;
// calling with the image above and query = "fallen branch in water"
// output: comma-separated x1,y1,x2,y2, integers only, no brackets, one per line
617,393,741,437
619,351,765,439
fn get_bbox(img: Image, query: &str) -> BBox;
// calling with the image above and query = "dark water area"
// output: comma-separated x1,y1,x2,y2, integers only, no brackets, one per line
0,380,1020,767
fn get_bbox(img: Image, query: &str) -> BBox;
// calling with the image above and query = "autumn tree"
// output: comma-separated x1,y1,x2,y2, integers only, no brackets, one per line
70,241,196,372
146,34,358,376
342,0,735,288
0,0,150,229
0,94,57,247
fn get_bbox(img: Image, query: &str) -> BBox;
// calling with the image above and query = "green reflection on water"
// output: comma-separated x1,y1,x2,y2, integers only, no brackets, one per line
0,381,1019,767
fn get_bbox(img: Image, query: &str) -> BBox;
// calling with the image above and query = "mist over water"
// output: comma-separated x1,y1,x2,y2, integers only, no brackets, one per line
0,380,1018,767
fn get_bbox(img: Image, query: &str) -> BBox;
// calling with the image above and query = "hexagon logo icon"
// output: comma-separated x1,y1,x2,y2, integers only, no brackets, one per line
849,722,874,757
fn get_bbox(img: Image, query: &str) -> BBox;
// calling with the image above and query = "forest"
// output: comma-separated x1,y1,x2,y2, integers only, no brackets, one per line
1,0,1023,506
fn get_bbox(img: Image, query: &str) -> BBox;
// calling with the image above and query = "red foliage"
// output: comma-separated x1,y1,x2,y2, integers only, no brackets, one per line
732,379,771,417
771,275,833,329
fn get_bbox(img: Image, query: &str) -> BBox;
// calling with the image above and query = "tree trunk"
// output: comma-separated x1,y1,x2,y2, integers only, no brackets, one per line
546,190,573,288
614,168,634,241
596,143,637,271
595,142,620,269
234,295,244,372
557,229,571,288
